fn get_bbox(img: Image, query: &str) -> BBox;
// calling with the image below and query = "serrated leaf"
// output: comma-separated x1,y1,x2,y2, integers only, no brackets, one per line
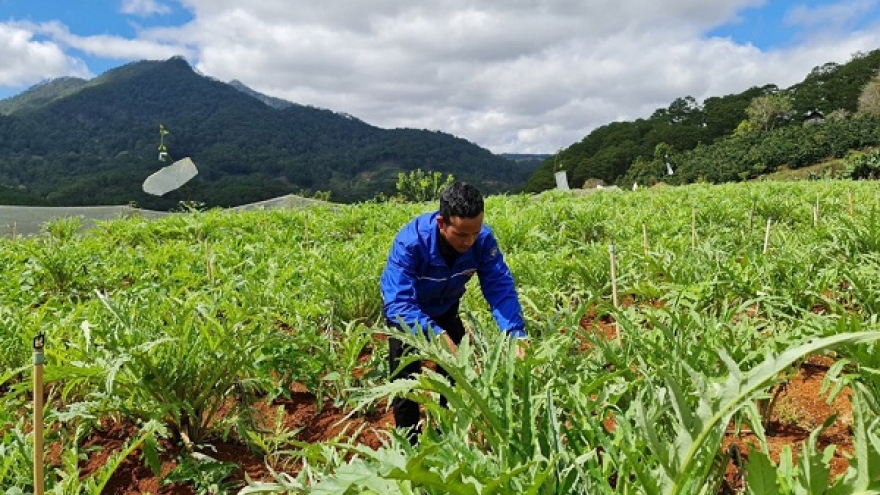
745,450,781,495
142,434,162,477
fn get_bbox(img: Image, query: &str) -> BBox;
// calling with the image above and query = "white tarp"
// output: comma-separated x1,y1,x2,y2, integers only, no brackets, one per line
142,157,198,196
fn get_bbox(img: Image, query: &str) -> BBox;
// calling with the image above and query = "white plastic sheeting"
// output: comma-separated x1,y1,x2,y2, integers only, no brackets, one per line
0,205,170,238
0,194,335,238
142,157,198,196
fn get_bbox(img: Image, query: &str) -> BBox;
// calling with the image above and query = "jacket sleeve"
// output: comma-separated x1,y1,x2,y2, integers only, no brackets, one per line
476,232,526,338
381,238,445,337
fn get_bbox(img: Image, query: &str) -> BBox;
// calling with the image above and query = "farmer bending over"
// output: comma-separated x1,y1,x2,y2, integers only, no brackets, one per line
380,181,526,443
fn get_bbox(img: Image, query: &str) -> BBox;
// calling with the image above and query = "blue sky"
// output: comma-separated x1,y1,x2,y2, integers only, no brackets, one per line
708,0,880,49
710,2,806,48
2,1,880,153
1,0,193,86
3,0,189,36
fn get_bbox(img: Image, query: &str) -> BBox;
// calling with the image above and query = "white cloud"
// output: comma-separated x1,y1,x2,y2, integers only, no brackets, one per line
0,22,91,86
32,20,194,62
120,0,173,17
179,0,880,152
3,0,880,153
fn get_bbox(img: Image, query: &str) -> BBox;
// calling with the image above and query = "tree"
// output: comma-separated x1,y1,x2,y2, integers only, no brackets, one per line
395,169,455,202
856,73,880,117
746,93,794,132
651,96,704,125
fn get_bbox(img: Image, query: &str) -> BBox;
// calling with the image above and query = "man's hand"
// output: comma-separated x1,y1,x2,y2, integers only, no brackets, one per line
439,332,458,357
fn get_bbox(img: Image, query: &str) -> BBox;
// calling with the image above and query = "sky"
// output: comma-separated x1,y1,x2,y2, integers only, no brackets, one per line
2,1,880,154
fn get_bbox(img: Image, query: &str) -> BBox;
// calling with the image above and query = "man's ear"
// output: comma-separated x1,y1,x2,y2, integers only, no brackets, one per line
436,215,446,229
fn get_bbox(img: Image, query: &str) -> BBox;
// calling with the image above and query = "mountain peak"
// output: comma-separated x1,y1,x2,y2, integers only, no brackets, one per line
92,56,195,85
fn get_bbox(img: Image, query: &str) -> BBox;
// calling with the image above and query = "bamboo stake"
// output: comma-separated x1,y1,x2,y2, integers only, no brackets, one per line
848,191,854,217
763,218,773,255
815,194,820,227
642,221,649,256
691,208,696,249
33,334,45,495
609,243,619,308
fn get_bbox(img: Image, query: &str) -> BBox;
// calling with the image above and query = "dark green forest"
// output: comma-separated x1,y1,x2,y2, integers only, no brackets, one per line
526,49,880,192
0,57,536,209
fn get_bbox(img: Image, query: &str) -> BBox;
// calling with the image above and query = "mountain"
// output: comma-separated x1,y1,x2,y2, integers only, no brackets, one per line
0,56,535,208
500,153,552,162
0,77,89,115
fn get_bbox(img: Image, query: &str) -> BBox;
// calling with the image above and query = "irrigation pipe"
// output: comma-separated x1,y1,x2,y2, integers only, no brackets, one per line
33,333,45,495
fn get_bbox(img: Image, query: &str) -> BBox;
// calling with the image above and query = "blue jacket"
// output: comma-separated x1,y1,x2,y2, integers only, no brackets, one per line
380,212,526,338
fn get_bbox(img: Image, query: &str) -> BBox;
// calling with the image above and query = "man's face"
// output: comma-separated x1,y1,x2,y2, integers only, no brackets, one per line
437,213,484,253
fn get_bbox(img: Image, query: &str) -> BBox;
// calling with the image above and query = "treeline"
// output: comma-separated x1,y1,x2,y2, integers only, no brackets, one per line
526,49,880,191
626,117,880,186
0,57,536,209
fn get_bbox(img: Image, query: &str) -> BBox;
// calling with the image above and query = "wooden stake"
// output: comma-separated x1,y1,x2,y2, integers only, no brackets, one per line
33,334,45,495
815,195,820,227
642,221,649,256
848,191,854,217
691,208,697,249
763,218,772,255
609,243,619,308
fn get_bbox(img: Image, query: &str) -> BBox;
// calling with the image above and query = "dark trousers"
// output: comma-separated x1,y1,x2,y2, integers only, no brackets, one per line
388,304,466,444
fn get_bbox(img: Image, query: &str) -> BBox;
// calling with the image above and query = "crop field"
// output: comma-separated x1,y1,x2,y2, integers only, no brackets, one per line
2,180,880,494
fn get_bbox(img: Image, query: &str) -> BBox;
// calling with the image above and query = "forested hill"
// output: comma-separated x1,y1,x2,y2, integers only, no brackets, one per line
526,48,880,191
0,57,536,209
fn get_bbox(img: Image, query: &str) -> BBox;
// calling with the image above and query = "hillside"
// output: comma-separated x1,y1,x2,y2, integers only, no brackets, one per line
0,57,537,209
0,76,89,115
526,48,880,191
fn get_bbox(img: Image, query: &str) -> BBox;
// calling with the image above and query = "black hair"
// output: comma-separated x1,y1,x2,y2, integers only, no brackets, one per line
439,181,484,219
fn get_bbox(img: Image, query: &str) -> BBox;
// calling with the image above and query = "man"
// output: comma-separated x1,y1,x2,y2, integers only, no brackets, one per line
380,181,526,442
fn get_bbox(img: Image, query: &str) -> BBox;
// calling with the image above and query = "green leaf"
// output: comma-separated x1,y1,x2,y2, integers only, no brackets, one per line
745,450,781,495
142,433,162,477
